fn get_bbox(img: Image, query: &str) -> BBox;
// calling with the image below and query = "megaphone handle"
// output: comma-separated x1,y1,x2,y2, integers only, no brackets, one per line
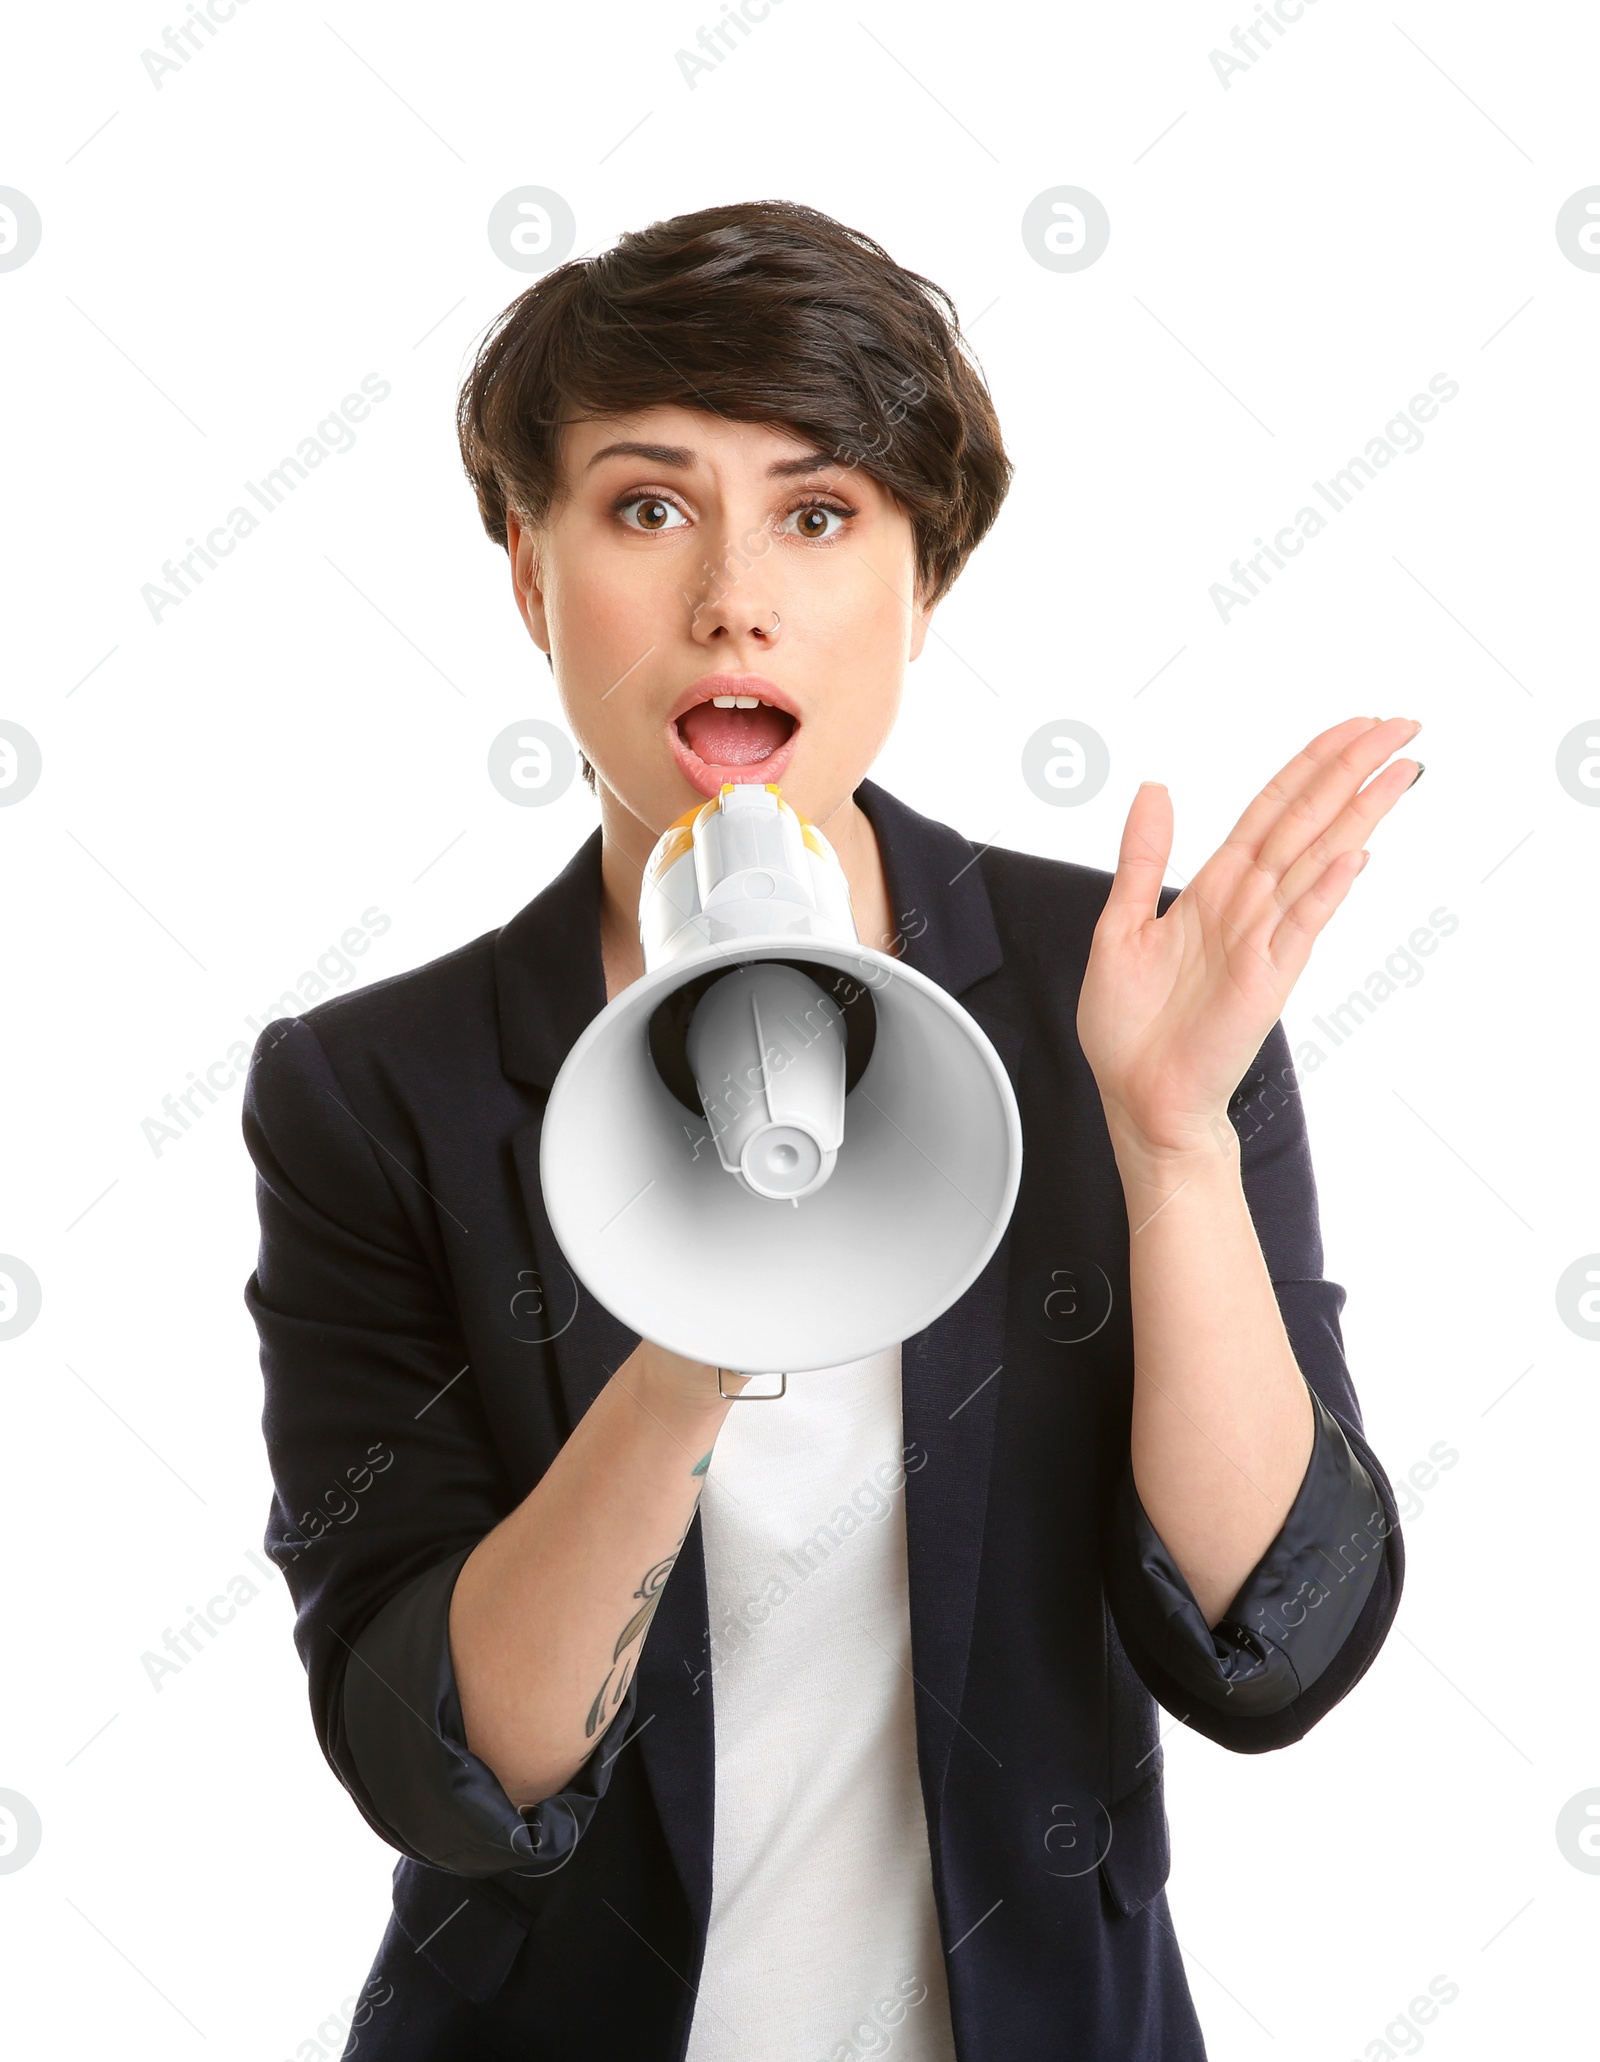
717,1369,788,1400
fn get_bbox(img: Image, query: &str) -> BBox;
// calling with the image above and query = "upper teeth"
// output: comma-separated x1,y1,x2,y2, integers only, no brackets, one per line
710,695,763,708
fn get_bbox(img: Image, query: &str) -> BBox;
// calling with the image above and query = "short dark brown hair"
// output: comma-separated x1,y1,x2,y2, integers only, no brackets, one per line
457,198,1014,788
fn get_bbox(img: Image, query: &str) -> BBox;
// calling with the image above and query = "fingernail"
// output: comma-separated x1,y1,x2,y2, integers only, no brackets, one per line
1358,850,1371,872
1408,761,1426,788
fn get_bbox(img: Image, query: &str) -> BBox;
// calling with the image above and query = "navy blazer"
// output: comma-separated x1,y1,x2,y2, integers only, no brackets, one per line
243,776,1403,2060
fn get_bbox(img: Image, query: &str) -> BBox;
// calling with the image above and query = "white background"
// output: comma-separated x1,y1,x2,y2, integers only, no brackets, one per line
2,1,1596,2055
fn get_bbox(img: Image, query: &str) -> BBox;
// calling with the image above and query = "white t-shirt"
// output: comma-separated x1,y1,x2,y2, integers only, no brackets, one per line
682,1343,960,2062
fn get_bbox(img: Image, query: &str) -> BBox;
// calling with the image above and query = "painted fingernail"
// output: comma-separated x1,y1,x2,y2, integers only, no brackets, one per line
1408,761,1426,788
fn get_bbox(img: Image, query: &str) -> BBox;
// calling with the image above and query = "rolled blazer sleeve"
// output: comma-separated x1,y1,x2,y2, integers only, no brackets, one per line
241,1015,635,1877
1101,1017,1404,1752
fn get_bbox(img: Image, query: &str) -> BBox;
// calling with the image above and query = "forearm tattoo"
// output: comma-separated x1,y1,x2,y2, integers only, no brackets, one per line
583,1452,716,1741
584,1549,680,1739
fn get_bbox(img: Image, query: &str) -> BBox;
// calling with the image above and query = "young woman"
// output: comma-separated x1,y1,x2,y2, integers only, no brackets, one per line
244,199,1415,2060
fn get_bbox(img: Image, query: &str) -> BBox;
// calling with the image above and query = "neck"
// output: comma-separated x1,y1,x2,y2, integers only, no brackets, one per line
595,781,893,1003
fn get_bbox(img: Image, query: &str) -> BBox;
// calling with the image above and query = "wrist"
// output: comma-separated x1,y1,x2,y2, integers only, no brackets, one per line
626,1340,742,1420
1098,1086,1238,1170
1107,1117,1242,1195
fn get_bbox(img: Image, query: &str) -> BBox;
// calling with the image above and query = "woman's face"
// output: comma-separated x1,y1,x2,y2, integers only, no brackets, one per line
508,403,936,839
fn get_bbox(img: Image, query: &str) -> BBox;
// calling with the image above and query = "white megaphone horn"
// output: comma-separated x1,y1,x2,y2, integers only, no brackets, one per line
540,782,1022,1384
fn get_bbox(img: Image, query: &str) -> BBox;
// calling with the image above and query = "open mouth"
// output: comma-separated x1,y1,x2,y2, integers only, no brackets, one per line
669,679,801,798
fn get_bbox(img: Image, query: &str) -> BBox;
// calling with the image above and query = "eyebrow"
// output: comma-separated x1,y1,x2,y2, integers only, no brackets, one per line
582,440,837,480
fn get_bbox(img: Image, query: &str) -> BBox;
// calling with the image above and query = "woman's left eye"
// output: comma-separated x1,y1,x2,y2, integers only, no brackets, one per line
782,502,849,540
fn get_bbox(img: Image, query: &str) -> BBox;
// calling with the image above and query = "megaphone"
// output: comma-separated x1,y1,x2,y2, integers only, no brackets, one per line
540,782,1022,1379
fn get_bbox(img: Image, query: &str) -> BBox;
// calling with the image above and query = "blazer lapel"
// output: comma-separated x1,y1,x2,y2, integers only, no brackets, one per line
851,782,1022,1826
495,829,718,1926
494,779,1018,1904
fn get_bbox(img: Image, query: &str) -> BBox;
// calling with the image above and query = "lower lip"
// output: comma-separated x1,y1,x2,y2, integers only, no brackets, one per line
667,715,800,800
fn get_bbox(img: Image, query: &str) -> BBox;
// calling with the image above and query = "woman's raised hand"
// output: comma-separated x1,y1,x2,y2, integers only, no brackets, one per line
1076,714,1424,1160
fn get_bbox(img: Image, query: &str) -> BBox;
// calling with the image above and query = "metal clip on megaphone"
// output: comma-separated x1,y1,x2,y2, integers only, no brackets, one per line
540,783,1022,1395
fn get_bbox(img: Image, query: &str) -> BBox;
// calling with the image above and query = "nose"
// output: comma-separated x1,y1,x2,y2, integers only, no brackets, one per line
691,597,782,647
685,554,782,651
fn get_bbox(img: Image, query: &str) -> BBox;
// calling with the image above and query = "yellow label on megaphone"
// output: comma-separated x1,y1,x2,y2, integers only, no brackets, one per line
639,782,857,974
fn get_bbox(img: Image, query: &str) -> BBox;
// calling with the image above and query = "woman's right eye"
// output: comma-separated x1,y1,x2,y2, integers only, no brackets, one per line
617,495,689,533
